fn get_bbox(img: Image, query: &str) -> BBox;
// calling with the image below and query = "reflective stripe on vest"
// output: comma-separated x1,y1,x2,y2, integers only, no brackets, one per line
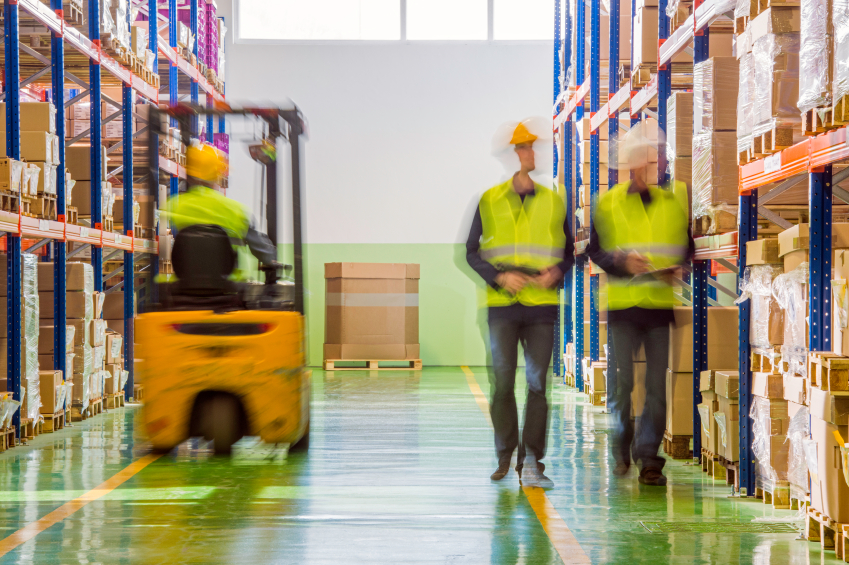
595,181,688,311
478,180,567,307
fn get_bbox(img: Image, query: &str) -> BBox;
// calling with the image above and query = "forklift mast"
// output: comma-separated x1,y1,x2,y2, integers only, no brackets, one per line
147,103,307,315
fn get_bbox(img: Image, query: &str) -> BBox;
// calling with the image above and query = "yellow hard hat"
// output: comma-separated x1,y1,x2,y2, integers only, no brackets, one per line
510,121,538,145
186,143,227,182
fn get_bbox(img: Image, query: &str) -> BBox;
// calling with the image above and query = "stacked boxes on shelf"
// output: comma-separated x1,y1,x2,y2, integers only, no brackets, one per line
797,0,833,133
666,91,693,209
668,307,739,462
807,369,849,525
692,57,739,225
37,262,94,415
698,370,722,475
713,370,740,467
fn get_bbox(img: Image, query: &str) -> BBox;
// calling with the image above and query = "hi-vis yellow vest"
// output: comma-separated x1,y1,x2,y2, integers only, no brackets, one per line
594,181,689,310
479,179,567,307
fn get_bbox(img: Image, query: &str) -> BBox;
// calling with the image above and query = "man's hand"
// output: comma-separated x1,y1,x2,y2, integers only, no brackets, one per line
657,267,683,285
620,251,651,276
530,266,563,289
495,272,529,295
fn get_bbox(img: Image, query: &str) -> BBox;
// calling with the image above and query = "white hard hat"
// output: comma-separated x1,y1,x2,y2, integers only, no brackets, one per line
617,120,664,171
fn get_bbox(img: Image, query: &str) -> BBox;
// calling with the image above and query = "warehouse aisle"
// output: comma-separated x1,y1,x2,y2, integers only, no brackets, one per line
0,368,832,564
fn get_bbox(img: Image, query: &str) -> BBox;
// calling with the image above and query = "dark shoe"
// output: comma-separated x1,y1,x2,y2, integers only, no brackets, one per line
491,464,510,481
638,467,668,486
515,461,545,478
613,461,630,477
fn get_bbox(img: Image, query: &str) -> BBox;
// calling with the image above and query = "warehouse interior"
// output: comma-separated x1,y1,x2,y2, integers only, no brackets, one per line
0,0,845,563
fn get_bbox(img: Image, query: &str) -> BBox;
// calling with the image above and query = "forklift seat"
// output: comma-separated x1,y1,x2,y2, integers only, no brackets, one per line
171,224,238,296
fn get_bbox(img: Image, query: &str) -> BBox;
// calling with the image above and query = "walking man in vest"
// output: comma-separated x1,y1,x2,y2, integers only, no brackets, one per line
587,123,693,486
466,120,575,489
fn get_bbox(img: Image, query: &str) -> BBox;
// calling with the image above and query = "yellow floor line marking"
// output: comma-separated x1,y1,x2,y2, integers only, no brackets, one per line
0,453,162,557
461,366,591,565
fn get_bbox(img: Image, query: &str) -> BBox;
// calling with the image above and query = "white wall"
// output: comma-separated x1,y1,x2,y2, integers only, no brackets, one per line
218,0,555,245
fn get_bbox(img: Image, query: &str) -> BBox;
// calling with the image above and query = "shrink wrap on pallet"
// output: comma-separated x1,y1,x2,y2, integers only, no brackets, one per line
691,131,738,218
787,405,811,493
750,397,790,481
772,262,809,377
23,254,41,420
798,0,833,113
666,92,693,160
735,265,785,350
0,395,20,429
752,33,801,137
694,58,739,133
834,0,849,102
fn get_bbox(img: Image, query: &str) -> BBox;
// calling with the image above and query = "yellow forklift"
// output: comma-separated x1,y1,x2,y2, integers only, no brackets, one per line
135,103,310,455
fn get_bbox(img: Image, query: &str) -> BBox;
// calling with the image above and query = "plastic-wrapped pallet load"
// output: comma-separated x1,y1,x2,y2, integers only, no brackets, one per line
750,390,790,495
692,57,739,219
786,403,810,501
667,92,693,199
834,0,849,119
752,32,801,150
809,387,849,523
772,262,808,381
798,0,833,118
735,264,785,353
22,254,40,421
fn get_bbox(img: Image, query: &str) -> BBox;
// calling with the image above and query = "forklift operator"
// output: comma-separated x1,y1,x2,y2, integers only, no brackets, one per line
166,142,278,280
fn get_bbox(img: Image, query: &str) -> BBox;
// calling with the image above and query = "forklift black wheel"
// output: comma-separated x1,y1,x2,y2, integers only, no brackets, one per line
289,421,310,452
209,395,241,455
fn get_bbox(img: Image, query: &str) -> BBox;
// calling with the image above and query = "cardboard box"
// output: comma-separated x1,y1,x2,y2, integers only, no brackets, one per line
752,372,784,399
580,141,610,164
778,223,849,257
749,6,801,45
136,195,155,228
106,319,128,335
717,394,740,461
589,361,606,391
0,102,56,133
694,57,739,133
700,369,716,392
669,307,739,372
324,263,420,361
104,364,121,394
667,92,693,157
666,370,693,435
810,415,849,523
19,131,53,163
692,131,739,209
106,333,123,364
715,370,740,399
577,117,609,141
91,319,106,347
783,249,806,272
751,293,785,346
746,239,781,265
633,6,692,67
65,145,107,182
699,389,720,454
39,291,90,320
68,318,89,346
103,291,125,319
67,103,91,121
783,375,807,405
38,369,62,414
37,262,92,292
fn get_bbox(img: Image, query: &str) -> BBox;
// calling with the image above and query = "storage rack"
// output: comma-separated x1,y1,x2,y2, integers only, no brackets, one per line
553,0,819,496
2,0,225,441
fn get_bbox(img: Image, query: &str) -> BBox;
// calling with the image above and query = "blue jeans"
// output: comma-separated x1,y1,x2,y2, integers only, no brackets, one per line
608,320,670,471
488,319,553,467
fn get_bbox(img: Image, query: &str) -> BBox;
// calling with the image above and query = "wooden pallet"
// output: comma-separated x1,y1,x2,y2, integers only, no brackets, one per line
630,65,655,89
66,206,78,225
717,456,739,490
63,0,84,26
754,480,794,510
808,352,849,391
662,431,692,459
133,384,145,402
751,349,783,375
0,426,16,452
33,194,57,220
41,409,65,433
19,196,32,216
323,359,423,371
20,417,42,441
753,126,794,156
737,146,755,166
834,95,849,126
803,107,837,136
700,449,728,481
694,208,737,237
669,2,692,33
734,15,749,34
106,392,125,410
808,507,846,559
103,215,114,233
71,398,103,422
564,372,575,388
0,190,20,213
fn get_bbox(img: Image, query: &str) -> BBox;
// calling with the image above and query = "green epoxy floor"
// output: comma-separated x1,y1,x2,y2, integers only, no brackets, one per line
0,368,834,564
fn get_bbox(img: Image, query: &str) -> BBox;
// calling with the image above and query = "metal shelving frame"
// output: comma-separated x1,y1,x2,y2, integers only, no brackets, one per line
3,0,224,440
556,0,787,495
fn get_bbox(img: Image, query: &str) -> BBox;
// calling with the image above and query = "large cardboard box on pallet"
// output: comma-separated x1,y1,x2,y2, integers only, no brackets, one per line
38,370,62,415
716,394,740,461
808,387,849,523
37,262,93,292
699,389,720,455
0,102,57,134
669,307,739,372
778,223,849,257
666,369,693,436
323,263,420,361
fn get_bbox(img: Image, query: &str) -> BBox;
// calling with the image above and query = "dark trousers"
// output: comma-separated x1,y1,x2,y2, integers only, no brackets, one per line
608,320,670,471
488,319,553,467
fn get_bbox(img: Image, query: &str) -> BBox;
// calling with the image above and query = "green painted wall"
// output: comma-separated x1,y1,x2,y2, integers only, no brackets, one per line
279,243,498,367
